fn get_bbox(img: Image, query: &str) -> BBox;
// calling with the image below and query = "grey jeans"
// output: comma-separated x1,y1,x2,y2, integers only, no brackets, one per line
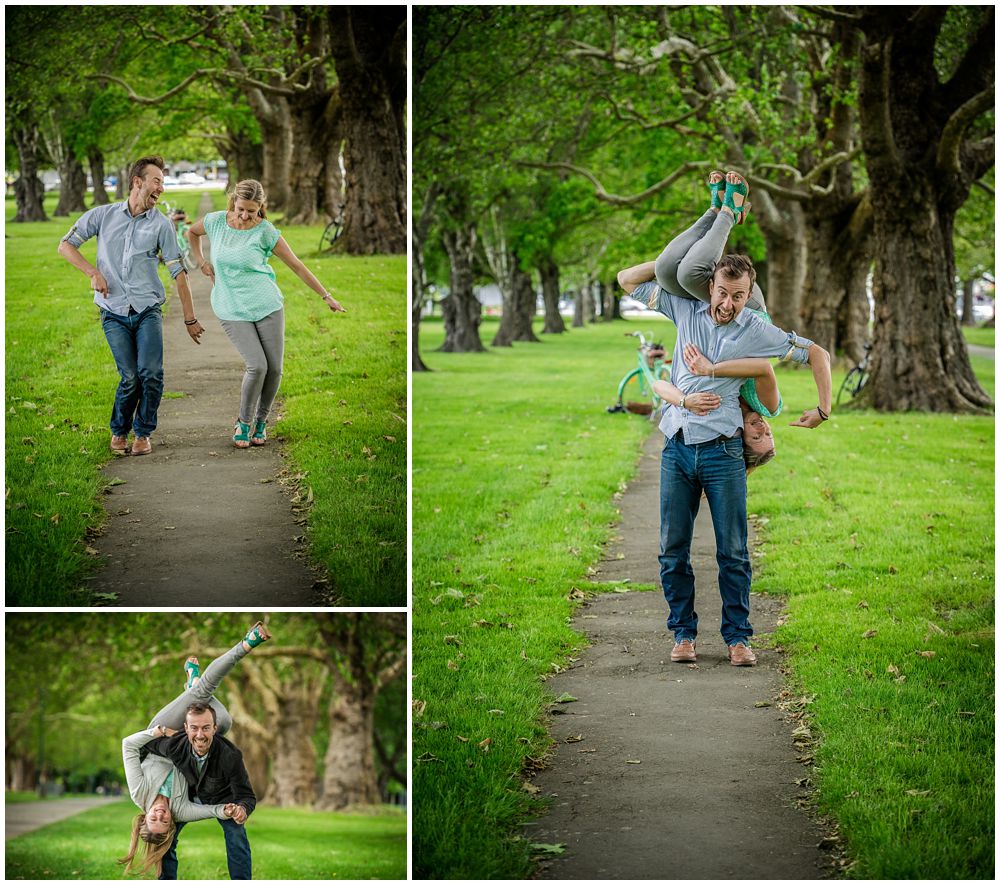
219,309,285,425
654,209,767,312
146,639,250,736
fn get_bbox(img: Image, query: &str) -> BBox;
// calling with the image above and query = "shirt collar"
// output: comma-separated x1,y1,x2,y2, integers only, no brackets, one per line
119,200,156,219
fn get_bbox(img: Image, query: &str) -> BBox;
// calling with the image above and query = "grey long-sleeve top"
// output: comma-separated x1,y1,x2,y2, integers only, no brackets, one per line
122,728,228,822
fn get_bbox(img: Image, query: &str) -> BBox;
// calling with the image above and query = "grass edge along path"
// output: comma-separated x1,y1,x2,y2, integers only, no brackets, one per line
412,317,994,879
4,799,406,880
4,195,405,606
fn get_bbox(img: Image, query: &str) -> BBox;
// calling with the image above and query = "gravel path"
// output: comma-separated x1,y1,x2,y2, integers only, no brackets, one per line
6,797,120,840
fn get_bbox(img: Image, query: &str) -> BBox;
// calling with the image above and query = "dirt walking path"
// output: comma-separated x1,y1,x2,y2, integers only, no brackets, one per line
87,193,324,605
6,797,120,840
527,430,832,879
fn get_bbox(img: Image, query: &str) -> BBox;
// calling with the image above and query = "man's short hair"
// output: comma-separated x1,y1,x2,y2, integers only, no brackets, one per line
129,156,165,189
185,702,217,725
713,253,757,292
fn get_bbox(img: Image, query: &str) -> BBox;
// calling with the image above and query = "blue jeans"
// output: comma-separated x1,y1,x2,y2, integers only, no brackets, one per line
659,432,753,645
159,818,252,880
101,305,163,438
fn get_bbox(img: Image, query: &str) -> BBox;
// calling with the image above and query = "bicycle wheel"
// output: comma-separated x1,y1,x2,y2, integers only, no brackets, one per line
319,219,343,251
837,366,866,406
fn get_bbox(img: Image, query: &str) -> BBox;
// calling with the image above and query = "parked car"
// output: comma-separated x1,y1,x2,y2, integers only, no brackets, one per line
162,175,180,187
103,175,117,188
177,172,206,185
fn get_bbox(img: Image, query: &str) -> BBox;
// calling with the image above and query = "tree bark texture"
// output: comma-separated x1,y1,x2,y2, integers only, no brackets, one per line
753,204,807,332
11,126,48,222
492,264,540,347
440,223,486,353
538,257,566,334
960,278,976,327
799,192,874,363
262,684,322,807
54,153,88,217
853,6,993,412
327,7,406,254
89,150,110,206
318,694,379,809
285,89,341,225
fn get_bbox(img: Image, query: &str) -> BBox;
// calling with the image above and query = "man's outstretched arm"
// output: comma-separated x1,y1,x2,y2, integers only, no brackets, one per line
790,343,832,428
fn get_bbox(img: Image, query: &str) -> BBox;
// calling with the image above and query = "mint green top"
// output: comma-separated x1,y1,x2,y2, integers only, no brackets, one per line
204,211,284,322
157,770,174,798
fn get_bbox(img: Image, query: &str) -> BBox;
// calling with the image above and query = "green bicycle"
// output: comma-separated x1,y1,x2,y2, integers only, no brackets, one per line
607,331,672,416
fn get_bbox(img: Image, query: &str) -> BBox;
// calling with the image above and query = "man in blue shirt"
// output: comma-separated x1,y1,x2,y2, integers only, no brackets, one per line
57,156,205,456
618,253,832,666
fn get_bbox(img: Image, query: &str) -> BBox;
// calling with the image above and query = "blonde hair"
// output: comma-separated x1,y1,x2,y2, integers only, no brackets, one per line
227,179,267,219
118,812,176,878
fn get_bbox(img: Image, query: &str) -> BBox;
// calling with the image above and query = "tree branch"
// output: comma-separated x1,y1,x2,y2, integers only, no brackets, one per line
799,6,863,26
937,88,995,176
973,179,995,198
89,70,217,105
519,159,712,206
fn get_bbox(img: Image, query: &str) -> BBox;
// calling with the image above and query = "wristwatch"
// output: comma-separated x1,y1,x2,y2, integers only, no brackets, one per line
679,395,687,410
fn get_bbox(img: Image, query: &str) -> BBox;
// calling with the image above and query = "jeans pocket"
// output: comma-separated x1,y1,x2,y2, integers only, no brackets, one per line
722,437,744,461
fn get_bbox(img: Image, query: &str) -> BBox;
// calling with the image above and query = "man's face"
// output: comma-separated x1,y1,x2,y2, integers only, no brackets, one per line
184,709,217,756
132,166,164,212
708,271,751,325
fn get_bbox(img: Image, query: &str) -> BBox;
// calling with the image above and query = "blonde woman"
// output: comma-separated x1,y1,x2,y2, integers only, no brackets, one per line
186,180,346,447
119,622,270,877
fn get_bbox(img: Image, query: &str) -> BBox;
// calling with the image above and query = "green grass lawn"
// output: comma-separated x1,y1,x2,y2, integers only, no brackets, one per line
962,324,995,348
5,194,405,605
412,315,994,879
4,799,406,879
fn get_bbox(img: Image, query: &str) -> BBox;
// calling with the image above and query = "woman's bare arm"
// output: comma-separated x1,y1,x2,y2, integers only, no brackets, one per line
271,237,346,312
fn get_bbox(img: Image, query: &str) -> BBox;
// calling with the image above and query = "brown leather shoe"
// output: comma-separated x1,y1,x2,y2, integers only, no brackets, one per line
670,639,697,662
110,434,129,454
728,643,757,666
131,436,152,456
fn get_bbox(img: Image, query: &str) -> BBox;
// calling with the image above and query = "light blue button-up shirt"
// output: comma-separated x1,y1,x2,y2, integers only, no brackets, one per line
61,202,185,317
633,281,814,444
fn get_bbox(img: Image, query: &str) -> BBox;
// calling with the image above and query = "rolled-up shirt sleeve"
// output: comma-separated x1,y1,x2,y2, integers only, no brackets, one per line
61,206,103,248
633,280,678,322
741,314,814,365
158,217,186,280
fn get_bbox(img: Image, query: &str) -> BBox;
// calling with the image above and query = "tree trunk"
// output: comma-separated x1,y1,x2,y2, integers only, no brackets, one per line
799,192,874,361
538,257,566,334
572,289,585,328
286,90,341,226
492,264,540,346
328,7,406,254
262,688,320,807
115,166,128,201
754,207,807,331
89,149,110,206
854,8,992,413
54,152,88,217
960,277,977,327
317,693,379,810
11,125,48,222
601,280,620,321
440,223,485,353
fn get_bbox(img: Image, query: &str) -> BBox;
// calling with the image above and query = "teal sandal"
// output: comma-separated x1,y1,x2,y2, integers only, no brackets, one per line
233,420,251,448
707,171,725,210
184,656,201,691
244,621,271,648
250,420,267,446
723,174,750,224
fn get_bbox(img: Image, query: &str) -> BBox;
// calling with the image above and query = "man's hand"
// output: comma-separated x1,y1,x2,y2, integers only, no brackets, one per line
682,343,715,376
790,408,825,429
229,804,248,825
90,270,110,297
683,391,722,416
185,320,205,344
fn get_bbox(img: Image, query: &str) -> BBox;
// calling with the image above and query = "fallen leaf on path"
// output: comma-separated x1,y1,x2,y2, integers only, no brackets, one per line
522,782,540,795
530,844,565,856
554,693,577,704
259,478,273,484
754,701,772,708
565,735,583,743
164,526,176,530
84,546,100,556
478,738,492,753
625,760,641,764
